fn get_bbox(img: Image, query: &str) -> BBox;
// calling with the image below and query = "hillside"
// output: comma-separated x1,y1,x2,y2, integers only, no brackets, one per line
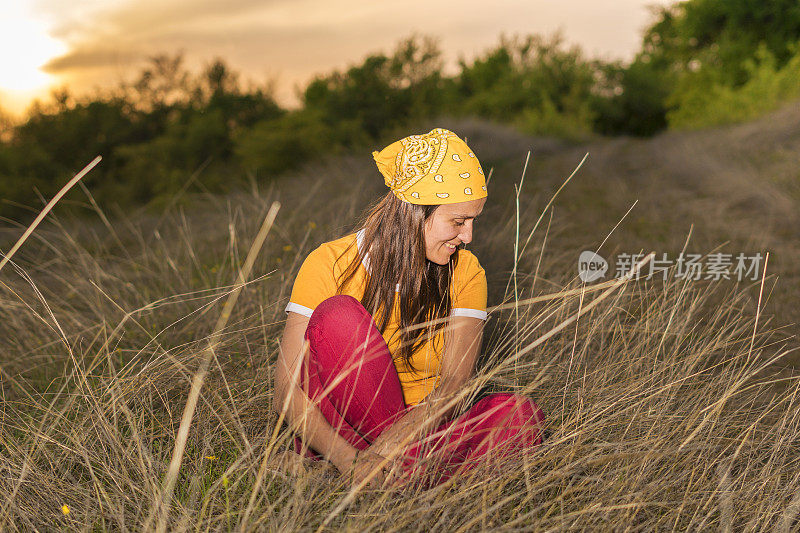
465,103,800,358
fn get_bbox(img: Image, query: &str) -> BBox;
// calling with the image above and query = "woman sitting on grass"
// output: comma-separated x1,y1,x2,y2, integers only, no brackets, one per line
273,128,545,489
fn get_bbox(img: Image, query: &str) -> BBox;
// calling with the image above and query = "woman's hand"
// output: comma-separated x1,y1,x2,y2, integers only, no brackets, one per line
368,432,404,459
350,448,394,489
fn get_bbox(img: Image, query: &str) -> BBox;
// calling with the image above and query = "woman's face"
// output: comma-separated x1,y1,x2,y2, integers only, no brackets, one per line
423,197,486,265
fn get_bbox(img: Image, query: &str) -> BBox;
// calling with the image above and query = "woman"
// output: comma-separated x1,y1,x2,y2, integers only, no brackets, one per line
273,128,544,489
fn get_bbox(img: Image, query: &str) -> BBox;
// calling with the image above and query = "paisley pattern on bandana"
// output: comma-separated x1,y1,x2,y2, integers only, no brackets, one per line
392,129,453,193
372,127,487,205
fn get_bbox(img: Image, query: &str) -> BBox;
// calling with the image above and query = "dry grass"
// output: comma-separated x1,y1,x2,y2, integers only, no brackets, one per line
0,114,798,531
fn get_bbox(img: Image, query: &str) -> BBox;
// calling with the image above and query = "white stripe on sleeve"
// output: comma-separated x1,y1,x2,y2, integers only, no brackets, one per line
450,308,488,320
285,302,314,317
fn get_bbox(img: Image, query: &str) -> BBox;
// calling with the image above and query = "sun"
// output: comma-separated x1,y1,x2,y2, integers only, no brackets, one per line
0,3,65,93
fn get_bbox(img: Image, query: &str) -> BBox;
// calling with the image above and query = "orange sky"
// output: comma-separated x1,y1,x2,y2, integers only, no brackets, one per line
0,0,672,117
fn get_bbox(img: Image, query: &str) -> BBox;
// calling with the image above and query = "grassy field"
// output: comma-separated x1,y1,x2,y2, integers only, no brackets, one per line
0,105,798,530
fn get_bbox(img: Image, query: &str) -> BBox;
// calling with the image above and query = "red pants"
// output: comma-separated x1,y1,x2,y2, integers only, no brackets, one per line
292,294,545,487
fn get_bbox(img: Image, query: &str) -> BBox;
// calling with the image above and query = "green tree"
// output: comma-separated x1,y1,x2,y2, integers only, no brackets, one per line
235,109,336,178
195,58,283,131
666,42,800,128
130,53,192,111
609,0,800,133
303,35,445,143
452,34,598,138
7,91,145,202
641,0,800,86
591,58,673,136
0,54,287,215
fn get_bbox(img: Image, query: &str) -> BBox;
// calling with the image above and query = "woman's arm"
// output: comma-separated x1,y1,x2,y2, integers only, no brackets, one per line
367,315,485,458
273,312,362,473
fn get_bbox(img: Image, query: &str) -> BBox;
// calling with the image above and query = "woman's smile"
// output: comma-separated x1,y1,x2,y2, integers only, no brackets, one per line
423,197,486,265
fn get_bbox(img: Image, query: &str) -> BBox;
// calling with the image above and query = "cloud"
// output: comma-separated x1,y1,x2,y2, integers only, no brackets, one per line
43,48,141,72
38,0,336,75
39,0,277,41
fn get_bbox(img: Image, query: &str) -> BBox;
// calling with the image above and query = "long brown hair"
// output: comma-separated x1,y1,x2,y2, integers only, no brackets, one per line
335,191,458,374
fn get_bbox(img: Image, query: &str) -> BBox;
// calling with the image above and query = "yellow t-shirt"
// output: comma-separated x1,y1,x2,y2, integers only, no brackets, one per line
284,228,488,406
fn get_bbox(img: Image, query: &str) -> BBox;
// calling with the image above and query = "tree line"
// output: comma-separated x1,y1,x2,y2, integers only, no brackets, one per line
1,0,798,218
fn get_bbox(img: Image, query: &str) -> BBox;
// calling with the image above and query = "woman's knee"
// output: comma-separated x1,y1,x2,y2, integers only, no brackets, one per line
305,295,380,367
306,295,370,344
477,392,545,426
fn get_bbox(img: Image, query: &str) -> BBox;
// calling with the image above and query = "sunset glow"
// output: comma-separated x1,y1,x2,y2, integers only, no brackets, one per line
0,0,670,114
0,4,65,94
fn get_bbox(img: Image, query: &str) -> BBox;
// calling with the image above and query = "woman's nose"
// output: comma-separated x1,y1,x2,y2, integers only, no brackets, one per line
458,221,473,244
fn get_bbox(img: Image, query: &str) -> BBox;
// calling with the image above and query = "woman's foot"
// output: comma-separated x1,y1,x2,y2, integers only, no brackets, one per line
270,450,337,481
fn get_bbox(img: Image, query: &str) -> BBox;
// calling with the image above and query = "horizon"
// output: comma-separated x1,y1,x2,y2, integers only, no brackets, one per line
0,0,671,117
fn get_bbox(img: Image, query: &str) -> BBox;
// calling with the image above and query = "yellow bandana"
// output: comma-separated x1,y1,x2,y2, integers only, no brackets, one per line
372,128,488,205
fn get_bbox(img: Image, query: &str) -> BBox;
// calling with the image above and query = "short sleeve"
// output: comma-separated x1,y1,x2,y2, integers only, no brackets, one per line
450,251,488,320
284,246,338,318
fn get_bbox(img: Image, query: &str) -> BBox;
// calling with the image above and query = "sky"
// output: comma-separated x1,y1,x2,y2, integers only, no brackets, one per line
0,0,672,116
